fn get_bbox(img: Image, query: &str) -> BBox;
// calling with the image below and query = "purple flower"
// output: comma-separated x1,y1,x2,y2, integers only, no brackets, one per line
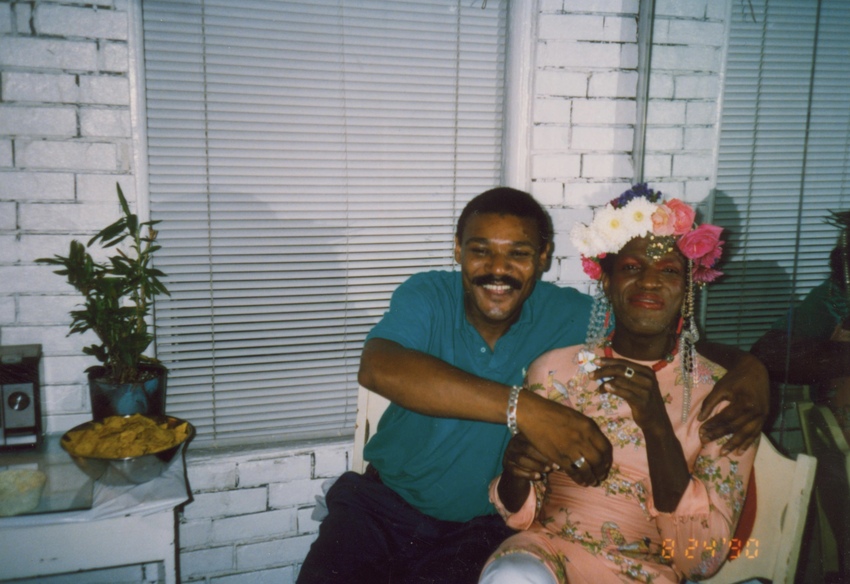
610,183,662,209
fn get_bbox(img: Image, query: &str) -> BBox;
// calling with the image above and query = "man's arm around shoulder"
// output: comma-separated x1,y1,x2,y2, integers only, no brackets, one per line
358,337,509,422
358,338,613,479
694,340,769,453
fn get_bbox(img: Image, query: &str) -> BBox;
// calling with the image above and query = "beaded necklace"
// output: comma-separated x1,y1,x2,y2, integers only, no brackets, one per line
602,330,678,371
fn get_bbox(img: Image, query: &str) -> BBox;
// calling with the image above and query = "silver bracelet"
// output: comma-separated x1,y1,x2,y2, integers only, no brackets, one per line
507,385,522,436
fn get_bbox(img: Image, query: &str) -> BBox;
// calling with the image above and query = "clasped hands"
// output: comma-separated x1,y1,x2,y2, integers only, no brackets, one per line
507,356,766,486
508,357,666,487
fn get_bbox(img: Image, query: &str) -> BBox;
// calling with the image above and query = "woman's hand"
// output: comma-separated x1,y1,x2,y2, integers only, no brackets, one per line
502,432,556,481
497,433,552,513
592,358,669,432
592,357,691,512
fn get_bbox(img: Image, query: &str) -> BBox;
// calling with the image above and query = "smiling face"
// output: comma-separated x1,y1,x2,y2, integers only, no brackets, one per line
454,212,551,343
602,236,687,345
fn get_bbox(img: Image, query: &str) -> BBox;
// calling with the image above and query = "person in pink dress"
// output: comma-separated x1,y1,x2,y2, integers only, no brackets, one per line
480,185,757,584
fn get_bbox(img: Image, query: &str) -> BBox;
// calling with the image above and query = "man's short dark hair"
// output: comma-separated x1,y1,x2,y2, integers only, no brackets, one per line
455,187,553,249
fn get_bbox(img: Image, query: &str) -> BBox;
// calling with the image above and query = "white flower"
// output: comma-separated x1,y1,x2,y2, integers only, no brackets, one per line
570,223,606,257
594,205,633,253
621,197,655,238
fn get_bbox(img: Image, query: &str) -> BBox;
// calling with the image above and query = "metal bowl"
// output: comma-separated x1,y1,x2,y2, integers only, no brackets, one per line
60,415,195,485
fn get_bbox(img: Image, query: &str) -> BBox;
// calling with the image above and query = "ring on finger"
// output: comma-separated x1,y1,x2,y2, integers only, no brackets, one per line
570,456,586,470
624,366,635,379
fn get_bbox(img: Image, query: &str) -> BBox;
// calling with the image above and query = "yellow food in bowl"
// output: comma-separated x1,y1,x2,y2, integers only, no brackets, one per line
63,413,190,459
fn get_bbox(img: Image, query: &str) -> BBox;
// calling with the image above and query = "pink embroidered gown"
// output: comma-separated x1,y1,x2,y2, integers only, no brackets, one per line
487,346,756,583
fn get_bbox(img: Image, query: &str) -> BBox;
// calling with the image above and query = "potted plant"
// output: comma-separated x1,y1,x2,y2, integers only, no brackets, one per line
37,183,170,421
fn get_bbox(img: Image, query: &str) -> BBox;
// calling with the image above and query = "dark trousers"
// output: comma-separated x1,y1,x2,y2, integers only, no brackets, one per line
297,469,515,584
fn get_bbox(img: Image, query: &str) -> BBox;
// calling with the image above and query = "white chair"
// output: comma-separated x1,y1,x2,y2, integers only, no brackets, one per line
797,401,850,577
311,386,390,522
352,385,391,473
702,436,816,584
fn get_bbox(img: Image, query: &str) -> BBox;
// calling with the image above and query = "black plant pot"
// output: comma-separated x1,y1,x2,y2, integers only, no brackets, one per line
88,363,167,421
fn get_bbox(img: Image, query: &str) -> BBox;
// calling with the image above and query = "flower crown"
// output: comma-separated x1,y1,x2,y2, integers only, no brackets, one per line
570,184,724,284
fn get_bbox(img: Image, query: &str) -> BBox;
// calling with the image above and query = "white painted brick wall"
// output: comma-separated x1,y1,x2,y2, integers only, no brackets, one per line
5,72,93,103
535,69,587,97
647,100,687,125
644,153,673,178
80,107,132,138
0,1,732,582
0,4,11,33
531,0,727,306
0,105,77,136
0,139,13,166
0,36,99,69
174,442,350,582
533,97,571,123
0,295,14,322
0,171,75,199
588,70,638,98
35,4,129,40
17,140,120,170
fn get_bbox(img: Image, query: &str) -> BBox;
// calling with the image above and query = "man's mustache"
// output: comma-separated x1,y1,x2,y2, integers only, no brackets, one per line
471,275,522,290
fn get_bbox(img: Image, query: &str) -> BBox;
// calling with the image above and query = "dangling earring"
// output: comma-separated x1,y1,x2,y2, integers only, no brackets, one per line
585,281,612,350
678,260,699,422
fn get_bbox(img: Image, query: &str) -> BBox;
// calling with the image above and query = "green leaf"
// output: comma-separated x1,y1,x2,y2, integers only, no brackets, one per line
116,183,132,217
39,181,170,383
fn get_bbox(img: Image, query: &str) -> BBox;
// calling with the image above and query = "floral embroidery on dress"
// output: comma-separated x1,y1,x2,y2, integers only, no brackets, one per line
545,372,573,404
692,453,749,518
536,517,667,584
594,414,644,448
537,548,570,583
632,480,651,516
596,523,663,583
540,507,597,550
598,466,650,516
689,544,728,579
597,390,624,413
611,555,660,584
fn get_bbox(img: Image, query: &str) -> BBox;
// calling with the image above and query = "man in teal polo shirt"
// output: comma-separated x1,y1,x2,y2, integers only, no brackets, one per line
362,267,593,522
298,187,769,584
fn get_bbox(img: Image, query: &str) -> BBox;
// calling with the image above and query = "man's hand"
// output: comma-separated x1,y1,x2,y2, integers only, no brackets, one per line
517,391,613,486
698,352,769,454
502,432,555,481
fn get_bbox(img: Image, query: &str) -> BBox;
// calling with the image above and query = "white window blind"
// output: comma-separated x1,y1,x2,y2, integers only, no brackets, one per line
703,0,850,350
141,0,508,446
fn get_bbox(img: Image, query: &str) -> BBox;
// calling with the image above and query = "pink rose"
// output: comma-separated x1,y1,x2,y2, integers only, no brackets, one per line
666,199,696,235
695,238,724,269
677,223,724,266
678,224,724,284
693,266,723,284
651,204,676,236
581,256,603,280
